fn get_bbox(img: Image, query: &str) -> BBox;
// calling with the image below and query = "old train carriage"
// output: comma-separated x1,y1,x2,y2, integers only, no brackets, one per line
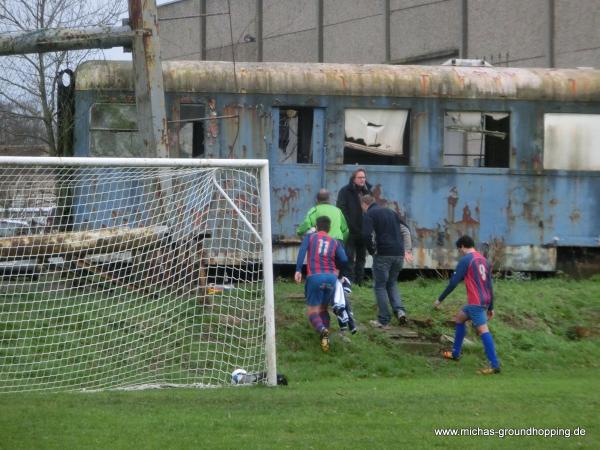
65,60,600,271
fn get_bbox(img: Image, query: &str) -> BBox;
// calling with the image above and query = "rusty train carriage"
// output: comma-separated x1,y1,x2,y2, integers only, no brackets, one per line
68,60,600,271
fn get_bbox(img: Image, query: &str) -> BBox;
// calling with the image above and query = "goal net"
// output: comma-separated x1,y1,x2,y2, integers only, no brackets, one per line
0,157,275,392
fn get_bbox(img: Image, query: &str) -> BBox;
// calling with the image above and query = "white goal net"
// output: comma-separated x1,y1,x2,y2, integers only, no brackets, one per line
0,157,275,392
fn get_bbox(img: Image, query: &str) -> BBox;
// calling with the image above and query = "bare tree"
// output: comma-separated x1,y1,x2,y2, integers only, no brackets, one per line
0,0,127,154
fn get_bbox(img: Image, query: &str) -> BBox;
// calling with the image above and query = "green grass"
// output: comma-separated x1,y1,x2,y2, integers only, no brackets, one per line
1,274,599,449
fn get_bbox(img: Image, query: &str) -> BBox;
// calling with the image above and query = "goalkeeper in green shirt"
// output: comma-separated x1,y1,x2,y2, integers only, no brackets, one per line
296,189,349,241
297,189,355,334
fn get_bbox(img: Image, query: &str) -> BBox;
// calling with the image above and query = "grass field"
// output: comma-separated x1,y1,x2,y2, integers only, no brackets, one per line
1,274,599,449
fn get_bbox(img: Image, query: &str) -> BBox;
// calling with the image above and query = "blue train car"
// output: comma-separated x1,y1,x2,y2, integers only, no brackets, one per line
68,60,600,271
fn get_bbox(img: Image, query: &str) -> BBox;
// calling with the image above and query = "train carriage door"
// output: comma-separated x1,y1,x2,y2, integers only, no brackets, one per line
270,107,326,252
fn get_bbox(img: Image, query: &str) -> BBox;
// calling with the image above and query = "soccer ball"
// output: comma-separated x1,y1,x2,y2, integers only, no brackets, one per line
231,368,247,385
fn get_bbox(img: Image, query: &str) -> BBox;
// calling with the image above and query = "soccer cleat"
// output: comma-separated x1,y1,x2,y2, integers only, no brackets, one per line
478,367,501,375
320,328,330,352
396,310,407,325
441,350,460,361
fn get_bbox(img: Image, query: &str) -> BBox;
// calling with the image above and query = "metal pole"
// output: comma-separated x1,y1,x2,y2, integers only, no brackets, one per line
128,0,169,158
0,26,134,56
259,161,277,386
201,0,207,60
0,156,271,168
548,0,555,68
462,0,468,58
317,0,323,62
256,0,263,62
385,0,391,63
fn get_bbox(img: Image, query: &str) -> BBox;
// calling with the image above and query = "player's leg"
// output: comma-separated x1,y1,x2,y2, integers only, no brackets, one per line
469,307,500,373
354,239,367,286
305,276,326,334
475,323,500,373
318,275,337,351
386,255,406,323
344,236,358,284
444,308,468,360
372,255,393,326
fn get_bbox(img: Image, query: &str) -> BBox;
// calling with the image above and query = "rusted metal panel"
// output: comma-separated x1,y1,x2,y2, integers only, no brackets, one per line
76,61,600,102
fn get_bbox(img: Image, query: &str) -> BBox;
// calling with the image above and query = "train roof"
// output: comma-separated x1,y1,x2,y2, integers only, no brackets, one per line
75,60,600,102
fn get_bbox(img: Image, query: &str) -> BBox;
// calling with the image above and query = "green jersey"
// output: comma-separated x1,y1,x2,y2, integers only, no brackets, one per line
296,203,349,241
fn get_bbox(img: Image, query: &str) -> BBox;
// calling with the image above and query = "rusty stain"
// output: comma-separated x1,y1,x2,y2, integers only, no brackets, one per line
416,227,436,239
569,209,581,223
532,152,542,170
506,198,515,224
273,186,300,224
549,198,558,206
419,74,430,95
447,186,458,222
372,184,403,216
568,78,576,95
459,205,479,225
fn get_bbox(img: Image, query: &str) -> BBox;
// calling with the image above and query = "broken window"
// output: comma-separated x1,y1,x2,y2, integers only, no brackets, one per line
90,103,142,157
443,111,510,167
343,109,409,165
543,114,600,170
179,104,205,158
278,107,313,164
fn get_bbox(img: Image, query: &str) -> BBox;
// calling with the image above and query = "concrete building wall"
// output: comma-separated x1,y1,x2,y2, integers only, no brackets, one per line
158,0,203,60
389,0,462,64
468,0,548,67
263,0,317,62
555,0,600,68
323,0,385,63
158,0,600,68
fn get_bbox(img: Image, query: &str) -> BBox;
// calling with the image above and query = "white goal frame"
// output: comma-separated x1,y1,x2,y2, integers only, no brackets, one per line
0,156,277,390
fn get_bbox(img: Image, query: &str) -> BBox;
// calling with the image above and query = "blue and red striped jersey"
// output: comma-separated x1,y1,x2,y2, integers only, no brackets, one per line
438,251,494,309
295,231,348,276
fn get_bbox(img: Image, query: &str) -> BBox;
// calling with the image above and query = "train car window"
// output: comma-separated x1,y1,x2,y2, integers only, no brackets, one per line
443,111,510,168
89,103,142,157
543,114,600,170
278,107,313,164
179,104,205,158
343,109,409,165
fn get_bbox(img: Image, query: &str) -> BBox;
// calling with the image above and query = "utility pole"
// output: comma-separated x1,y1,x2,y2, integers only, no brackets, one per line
0,0,169,158
127,0,169,157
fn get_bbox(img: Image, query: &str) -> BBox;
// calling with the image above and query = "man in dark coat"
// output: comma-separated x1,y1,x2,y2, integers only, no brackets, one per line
336,168,371,286
361,195,414,328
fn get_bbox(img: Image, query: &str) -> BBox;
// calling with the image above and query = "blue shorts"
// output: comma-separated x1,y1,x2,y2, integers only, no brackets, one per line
305,273,337,307
462,305,488,327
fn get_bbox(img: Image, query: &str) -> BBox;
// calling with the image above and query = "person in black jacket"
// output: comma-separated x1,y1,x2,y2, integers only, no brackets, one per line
336,168,372,286
361,194,414,328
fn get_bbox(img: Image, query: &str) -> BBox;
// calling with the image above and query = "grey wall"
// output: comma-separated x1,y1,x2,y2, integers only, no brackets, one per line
469,0,548,67
158,0,600,68
263,0,317,62
323,0,385,63
555,0,600,68
390,0,462,64
158,0,203,60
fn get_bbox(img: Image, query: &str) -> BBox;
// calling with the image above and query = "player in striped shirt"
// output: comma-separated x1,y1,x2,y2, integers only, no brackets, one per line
433,235,501,374
295,216,348,352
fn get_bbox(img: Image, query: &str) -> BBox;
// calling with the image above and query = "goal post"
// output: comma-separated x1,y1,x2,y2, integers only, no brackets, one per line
0,156,276,392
